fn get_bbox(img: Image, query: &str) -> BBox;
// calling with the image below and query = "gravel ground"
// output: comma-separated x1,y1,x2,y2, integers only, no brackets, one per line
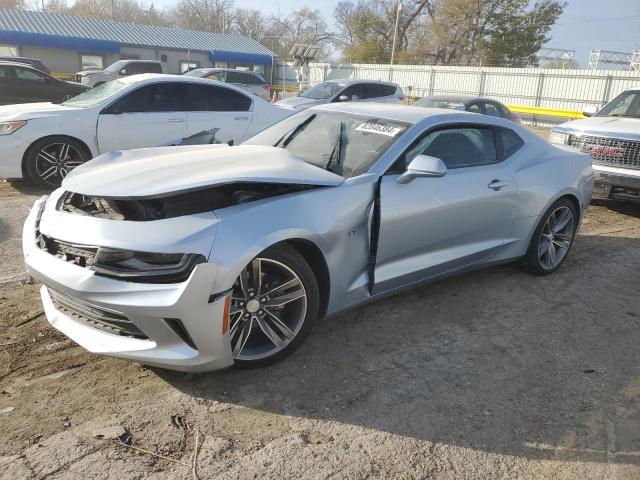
1,175,640,479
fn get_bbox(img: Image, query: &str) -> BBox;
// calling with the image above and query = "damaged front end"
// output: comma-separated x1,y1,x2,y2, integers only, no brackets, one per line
57,183,319,221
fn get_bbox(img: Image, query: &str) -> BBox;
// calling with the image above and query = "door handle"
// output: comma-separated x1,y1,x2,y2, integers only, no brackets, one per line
167,118,185,123
235,116,249,121
488,179,509,190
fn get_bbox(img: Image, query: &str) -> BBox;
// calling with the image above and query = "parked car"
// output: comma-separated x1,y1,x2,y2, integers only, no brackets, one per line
0,61,89,106
0,56,49,73
184,68,271,101
74,60,163,87
413,95,521,123
551,87,640,202
0,74,293,187
22,103,593,372
276,79,405,110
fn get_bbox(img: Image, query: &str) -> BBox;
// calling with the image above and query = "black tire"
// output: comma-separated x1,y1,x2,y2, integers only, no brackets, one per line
523,198,577,275
232,244,319,368
25,136,91,189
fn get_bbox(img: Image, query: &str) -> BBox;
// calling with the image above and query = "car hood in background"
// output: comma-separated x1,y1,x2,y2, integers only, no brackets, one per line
62,144,345,198
556,116,640,141
0,102,83,121
75,69,105,76
276,96,326,109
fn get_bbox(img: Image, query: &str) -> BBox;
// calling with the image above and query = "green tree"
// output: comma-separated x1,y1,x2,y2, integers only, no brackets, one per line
482,0,565,67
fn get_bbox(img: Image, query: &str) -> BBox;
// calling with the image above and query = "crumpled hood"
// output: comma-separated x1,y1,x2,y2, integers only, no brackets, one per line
62,144,344,198
0,102,81,121
556,116,640,141
276,96,325,109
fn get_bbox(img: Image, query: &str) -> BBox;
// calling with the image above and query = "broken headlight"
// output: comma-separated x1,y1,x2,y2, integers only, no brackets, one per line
92,249,206,283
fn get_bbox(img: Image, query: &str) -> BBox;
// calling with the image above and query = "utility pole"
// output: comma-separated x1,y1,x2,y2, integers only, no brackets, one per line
390,0,402,66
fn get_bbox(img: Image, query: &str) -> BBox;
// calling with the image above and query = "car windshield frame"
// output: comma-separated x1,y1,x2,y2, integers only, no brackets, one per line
243,110,411,179
596,91,640,118
62,80,128,108
299,82,344,100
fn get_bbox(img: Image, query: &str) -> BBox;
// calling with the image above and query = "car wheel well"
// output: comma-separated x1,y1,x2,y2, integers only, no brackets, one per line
284,239,330,319
22,135,92,177
557,193,581,223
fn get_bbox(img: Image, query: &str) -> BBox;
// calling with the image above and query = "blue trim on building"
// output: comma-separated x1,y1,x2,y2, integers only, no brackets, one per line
0,30,120,53
209,50,272,65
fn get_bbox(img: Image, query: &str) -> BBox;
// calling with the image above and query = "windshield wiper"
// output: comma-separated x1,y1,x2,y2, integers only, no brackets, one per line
274,114,316,148
325,121,345,174
608,113,640,118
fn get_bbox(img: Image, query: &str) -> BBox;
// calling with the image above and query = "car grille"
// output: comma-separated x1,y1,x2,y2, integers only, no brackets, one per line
36,233,97,268
569,134,640,170
48,289,148,339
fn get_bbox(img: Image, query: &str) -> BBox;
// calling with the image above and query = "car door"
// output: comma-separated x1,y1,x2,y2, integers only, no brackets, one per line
373,124,520,294
185,83,253,144
97,82,188,153
13,66,59,102
0,66,19,104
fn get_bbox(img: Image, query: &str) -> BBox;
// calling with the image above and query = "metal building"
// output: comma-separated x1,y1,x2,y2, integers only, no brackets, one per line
0,9,275,77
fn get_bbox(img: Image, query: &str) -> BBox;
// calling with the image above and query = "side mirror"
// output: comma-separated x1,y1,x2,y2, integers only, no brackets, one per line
119,69,127,75
338,95,349,102
582,106,598,117
396,155,447,184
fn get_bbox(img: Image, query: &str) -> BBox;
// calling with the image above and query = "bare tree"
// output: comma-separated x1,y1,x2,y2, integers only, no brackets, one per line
172,0,234,33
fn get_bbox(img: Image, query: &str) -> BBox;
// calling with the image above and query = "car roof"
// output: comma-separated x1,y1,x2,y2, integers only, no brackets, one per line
116,73,258,96
116,59,160,63
419,95,506,105
0,60,37,68
191,68,260,74
323,78,400,88
310,102,484,123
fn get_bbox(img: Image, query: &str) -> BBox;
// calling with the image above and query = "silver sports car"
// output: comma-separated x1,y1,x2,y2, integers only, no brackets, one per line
23,103,594,372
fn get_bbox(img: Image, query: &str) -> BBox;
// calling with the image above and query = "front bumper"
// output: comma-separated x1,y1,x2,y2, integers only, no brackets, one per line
22,198,234,372
0,132,30,179
592,164,640,201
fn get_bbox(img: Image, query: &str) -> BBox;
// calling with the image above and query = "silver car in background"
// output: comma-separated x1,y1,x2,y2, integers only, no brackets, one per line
23,104,593,372
551,87,640,202
184,68,271,101
277,79,405,110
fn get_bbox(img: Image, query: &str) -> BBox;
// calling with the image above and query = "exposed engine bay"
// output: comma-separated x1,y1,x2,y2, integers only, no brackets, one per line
57,183,318,221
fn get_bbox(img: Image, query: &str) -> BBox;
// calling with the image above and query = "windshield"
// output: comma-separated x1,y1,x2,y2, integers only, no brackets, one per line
63,80,127,108
299,82,343,100
243,111,410,178
413,98,466,111
596,91,640,118
105,61,127,73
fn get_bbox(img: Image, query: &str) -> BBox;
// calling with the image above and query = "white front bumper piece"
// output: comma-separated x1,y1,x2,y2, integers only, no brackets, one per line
22,196,234,372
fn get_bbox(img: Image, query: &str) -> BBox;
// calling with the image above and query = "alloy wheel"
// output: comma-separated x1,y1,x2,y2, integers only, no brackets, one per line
230,257,307,361
537,205,575,270
35,142,85,187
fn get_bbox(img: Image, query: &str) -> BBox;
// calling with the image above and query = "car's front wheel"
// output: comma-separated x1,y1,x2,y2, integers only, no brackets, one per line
230,244,319,368
524,198,577,275
25,136,91,188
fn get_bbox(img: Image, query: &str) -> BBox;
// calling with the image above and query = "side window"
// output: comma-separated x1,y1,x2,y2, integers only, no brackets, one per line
14,67,45,82
485,102,503,117
226,71,245,83
187,84,252,112
404,127,497,169
147,63,163,73
339,84,364,101
364,83,384,99
112,83,187,113
496,128,524,158
207,71,226,82
0,66,13,80
468,103,482,113
241,74,265,85
382,84,397,96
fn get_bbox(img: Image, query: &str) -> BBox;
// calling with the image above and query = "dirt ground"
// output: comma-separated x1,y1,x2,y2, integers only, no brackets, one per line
1,176,640,480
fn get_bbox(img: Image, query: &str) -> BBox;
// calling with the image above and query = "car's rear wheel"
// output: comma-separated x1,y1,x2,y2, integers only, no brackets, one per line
230,244,319,368
25,136,90,188
524,198,577,275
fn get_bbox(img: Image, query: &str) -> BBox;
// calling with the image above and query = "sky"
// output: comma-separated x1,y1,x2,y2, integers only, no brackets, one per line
152,0,640,68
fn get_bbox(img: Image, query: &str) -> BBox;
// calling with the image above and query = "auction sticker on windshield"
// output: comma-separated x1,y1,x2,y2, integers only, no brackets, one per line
356,122,404,137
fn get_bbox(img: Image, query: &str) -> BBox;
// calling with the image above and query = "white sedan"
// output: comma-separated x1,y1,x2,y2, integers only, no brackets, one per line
0,74,293,187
